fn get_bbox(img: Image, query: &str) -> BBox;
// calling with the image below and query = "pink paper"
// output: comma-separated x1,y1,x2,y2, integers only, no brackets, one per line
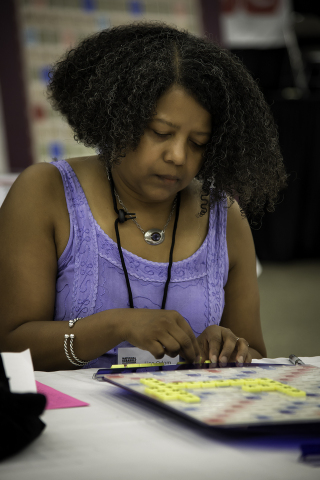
36,381,90,410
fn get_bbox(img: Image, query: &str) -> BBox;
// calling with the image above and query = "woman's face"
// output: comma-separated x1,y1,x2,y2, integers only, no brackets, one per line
112,85,212,204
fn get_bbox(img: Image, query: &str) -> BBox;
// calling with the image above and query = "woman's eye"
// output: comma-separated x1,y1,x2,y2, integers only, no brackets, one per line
152,130,206,147
192,141,206,148
153,130,169,137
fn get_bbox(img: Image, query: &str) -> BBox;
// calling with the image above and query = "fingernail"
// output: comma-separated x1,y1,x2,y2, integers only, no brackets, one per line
210,355,217,363
219,356,227,365
237,356,244,364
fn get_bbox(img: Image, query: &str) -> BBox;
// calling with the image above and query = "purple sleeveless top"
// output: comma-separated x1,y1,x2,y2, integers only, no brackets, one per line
52,160,229,368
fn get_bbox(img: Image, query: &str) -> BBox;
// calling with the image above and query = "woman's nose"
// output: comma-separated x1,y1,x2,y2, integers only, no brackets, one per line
163,139,187,165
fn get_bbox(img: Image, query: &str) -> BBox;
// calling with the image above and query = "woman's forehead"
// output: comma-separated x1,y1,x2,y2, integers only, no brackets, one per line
153,86,211,131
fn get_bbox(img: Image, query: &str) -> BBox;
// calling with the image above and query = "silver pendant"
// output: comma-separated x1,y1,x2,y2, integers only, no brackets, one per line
144,229,165,245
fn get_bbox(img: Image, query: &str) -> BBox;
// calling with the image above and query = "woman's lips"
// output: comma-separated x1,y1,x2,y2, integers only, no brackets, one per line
156,175,179,185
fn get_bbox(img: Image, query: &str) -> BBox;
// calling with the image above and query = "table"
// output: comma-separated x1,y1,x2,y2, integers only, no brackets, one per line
1,357,320,480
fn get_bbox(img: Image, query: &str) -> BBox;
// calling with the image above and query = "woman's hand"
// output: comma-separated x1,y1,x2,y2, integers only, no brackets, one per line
121,309,200,363
197,325,251,365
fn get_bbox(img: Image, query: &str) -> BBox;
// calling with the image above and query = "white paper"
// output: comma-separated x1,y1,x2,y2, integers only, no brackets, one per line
1,349,37,393
118,347,179,365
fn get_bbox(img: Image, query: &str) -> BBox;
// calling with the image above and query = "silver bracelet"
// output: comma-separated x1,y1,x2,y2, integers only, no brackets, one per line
64,318,89,366
64,334,83,366
68,333,88,365
68,317,82,328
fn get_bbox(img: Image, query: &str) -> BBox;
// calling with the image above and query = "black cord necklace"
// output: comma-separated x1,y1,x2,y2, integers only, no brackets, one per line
108,171,181,309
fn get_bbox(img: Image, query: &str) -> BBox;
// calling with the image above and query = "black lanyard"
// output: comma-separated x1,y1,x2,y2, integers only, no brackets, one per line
109,171,180,309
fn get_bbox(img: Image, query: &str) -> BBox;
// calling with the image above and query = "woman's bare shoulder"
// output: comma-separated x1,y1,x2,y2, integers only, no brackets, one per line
66,154,103,177
2,156,102,207
13,161,60,183
1,162,65,210
0,161,70,247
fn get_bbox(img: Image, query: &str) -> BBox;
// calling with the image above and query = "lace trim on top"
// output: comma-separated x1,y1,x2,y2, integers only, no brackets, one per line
56,160,225,285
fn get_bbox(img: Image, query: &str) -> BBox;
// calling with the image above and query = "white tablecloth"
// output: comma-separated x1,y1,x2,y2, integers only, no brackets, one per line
1,357,320,480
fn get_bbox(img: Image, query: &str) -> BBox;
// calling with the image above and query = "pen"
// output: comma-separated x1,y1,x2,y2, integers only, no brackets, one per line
289,354,305,365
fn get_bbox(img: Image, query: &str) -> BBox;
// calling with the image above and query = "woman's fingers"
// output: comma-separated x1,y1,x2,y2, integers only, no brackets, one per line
154,321,251,365
234,338,250,364
206,326,237,363
154,334,181,359
217,331,250,364
175,317,200,362
124,309,200,363
201,325,251,365
150,331,199,362
214,328,236,364
206,327,223,363
149,329,199,361
244,347,252,364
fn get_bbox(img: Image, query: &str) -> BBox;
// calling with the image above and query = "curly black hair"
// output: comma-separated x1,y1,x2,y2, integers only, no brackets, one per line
47,22,287,221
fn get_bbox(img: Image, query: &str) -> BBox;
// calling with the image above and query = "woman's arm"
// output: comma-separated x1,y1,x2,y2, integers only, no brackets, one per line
0,163,116,370
0,164,199,370
197,200,267,363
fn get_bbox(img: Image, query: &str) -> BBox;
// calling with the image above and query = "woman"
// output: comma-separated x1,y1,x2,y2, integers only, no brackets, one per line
0,23,286,370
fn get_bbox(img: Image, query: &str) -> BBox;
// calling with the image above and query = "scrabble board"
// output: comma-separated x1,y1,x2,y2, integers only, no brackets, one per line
95,363,320,428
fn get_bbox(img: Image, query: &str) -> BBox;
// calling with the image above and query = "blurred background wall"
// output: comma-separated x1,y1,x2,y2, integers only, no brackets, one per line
0,0,204,171
0,0,319,357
